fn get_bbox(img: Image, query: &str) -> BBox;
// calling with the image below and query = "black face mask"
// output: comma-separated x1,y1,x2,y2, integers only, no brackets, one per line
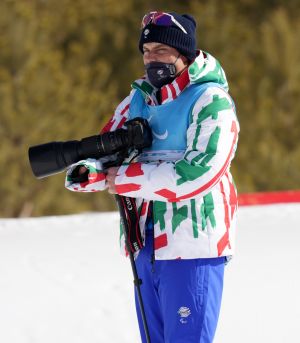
145,61,177,88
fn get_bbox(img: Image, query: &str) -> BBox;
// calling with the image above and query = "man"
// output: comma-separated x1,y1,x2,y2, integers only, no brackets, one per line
66,11,239,343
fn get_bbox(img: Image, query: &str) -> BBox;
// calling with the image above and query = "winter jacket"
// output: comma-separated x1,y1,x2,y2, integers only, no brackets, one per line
66,51,240,260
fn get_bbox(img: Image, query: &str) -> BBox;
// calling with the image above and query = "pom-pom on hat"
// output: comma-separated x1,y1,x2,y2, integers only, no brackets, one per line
139,12,197,61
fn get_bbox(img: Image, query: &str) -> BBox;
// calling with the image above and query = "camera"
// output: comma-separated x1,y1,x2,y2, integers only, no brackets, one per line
28,117,152,179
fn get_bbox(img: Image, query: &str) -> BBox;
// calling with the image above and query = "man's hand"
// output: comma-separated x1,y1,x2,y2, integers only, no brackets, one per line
69,165,89,183
106,167,119,194
78,166,88,174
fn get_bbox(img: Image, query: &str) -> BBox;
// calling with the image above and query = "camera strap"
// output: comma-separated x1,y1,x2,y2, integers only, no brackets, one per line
120,196,143,253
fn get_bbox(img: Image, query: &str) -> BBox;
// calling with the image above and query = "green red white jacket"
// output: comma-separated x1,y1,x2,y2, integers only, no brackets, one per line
66,51,240,260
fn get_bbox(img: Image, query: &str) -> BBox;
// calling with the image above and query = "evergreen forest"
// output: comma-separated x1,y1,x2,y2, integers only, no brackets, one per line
1,0,299,217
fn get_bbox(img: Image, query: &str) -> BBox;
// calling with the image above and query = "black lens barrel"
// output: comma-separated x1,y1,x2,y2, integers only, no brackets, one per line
28,117,152,179
28,141,80,179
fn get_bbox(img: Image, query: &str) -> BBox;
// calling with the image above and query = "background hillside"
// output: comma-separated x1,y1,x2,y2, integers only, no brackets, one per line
1,0,300,217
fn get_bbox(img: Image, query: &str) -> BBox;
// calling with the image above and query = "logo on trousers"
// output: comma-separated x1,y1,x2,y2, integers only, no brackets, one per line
177,306,191,324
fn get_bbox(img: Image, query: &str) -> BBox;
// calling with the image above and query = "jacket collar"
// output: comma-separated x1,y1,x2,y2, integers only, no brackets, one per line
131,50,205,105
133,63,202,106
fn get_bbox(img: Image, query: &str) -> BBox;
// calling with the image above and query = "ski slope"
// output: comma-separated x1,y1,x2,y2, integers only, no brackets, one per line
0,203,299,342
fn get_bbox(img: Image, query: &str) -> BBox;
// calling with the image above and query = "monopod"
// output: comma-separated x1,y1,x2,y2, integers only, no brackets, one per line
115,195,151,343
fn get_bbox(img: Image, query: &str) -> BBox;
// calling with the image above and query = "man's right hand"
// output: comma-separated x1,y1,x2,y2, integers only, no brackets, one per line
78,166,88,175
69,165,89,183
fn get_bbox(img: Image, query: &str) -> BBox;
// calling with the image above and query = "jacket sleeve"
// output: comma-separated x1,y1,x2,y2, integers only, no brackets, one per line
65,92,133,192
114,86,239,202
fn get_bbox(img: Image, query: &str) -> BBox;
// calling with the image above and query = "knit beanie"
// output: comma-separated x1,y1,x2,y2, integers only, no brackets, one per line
139,12,197,61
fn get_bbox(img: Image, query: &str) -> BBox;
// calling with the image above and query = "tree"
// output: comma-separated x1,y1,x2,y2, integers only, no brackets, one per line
0,0,299,217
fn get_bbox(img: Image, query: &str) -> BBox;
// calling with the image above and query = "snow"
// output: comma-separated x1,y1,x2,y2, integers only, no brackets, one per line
0,204,299,342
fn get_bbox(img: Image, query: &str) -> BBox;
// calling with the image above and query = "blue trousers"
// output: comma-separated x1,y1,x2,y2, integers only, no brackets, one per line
134,231,225,343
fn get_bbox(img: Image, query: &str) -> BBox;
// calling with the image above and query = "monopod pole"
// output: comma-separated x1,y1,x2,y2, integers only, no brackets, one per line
115,195,151,343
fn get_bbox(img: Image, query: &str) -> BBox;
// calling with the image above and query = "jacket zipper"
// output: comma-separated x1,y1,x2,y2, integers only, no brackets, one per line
149,201,155,273
151,227,155,273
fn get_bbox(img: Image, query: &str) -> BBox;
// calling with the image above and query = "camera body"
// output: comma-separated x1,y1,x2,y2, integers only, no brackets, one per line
28,117,152,179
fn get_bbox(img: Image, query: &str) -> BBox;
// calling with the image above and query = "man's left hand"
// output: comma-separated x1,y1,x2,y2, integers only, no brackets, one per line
106,167,119,194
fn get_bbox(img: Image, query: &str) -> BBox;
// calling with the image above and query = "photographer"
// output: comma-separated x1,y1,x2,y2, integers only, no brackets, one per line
66,11,239,343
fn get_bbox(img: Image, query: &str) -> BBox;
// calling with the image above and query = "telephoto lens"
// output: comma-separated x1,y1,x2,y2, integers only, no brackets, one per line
28,117,152,179
28,140,81,179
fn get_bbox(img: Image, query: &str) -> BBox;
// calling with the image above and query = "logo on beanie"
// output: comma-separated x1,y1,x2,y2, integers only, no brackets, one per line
144,29,150,37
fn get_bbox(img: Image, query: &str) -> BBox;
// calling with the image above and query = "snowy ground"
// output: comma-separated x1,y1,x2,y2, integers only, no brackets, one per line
0,203,299,343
